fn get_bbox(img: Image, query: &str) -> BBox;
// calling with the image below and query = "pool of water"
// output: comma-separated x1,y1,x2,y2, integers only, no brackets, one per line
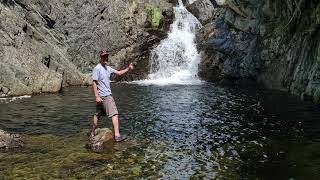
0,83,320,179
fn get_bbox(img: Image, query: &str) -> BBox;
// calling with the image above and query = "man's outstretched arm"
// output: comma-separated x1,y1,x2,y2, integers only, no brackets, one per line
114,63,134,76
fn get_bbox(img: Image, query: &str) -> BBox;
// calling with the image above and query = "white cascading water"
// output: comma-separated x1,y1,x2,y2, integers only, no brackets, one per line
134,0,203,86
187,0,197,4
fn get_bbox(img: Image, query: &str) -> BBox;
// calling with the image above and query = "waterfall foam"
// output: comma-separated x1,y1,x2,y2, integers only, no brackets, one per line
133,1,203,86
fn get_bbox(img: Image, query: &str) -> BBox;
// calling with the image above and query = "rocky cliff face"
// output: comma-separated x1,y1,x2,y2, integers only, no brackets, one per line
192,0,320,103
0,0,174,97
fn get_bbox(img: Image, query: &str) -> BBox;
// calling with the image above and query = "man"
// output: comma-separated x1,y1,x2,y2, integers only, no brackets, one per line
91,50,133,142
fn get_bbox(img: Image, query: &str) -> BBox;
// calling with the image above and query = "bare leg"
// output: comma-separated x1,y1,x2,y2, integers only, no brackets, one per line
112,114,120,137
91,115,98,136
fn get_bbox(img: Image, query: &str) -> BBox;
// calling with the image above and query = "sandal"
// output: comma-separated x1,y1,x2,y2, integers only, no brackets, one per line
114,135,127,142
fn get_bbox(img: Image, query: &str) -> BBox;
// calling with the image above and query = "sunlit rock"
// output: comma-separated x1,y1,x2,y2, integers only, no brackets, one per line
0,129,24,150
216,0,226,6
186,0,215,25
0,0,175,96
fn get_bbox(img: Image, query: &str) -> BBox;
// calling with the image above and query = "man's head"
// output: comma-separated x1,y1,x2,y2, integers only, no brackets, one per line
99,50,111,64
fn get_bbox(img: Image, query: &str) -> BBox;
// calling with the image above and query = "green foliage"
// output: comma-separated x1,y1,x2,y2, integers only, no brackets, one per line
62,0,71,7
152,8,161,28
128,0,135,5
145,5,161,28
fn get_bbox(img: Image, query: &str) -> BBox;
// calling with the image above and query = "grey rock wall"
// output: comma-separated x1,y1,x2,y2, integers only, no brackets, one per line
0,0,174,96
194,0,320,103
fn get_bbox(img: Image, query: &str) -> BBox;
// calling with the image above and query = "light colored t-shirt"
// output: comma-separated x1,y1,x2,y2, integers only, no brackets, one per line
92,63,117,97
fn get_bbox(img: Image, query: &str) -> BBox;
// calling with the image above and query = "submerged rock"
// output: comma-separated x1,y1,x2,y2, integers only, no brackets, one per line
0,129,24,150
87,128,113,152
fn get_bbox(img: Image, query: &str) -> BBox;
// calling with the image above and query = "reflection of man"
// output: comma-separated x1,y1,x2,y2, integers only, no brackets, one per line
91,50,134,142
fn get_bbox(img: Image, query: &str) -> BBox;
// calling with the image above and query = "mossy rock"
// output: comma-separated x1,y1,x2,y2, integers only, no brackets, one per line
145,5,162,28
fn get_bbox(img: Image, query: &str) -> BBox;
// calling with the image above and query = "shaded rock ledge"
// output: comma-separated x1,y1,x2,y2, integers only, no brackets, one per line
188,0,320,103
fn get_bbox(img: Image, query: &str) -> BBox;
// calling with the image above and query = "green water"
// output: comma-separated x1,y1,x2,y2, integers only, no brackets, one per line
0,83,320,179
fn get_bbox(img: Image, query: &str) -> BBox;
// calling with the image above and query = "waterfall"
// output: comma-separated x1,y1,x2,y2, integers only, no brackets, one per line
134,0,203,86
187,0,197,4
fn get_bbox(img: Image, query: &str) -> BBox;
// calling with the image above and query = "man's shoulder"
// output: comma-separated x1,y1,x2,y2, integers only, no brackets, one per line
93,64,102,71
106,66,116,72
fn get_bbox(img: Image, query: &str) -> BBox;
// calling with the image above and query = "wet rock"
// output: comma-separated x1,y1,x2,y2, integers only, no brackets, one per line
2,87,9,94
186,0,215,25
87,128,113,152
0,129,24,150
182,0,190,6
197,18,256,81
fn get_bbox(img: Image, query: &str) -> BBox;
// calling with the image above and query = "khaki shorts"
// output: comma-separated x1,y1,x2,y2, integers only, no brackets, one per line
95,96,118,118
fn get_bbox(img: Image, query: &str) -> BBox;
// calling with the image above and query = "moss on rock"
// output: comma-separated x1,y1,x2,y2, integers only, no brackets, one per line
145,5,162,28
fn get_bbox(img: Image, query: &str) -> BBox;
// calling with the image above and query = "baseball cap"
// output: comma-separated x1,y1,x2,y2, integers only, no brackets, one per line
99,50,111,57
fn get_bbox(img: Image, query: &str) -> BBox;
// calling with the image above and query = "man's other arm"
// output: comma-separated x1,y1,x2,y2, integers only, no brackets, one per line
93,80,102,103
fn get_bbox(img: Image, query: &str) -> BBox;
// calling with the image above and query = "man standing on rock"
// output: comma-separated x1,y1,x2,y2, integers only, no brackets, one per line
91,50,133,142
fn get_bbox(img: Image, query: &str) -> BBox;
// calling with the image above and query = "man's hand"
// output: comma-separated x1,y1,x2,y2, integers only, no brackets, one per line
129,62,134,70
114,62,134,76
96,96,103,104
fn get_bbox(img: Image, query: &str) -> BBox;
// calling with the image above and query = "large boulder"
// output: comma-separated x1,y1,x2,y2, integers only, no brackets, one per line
87,128,113,152
186,0,215,25
0,129,24,150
